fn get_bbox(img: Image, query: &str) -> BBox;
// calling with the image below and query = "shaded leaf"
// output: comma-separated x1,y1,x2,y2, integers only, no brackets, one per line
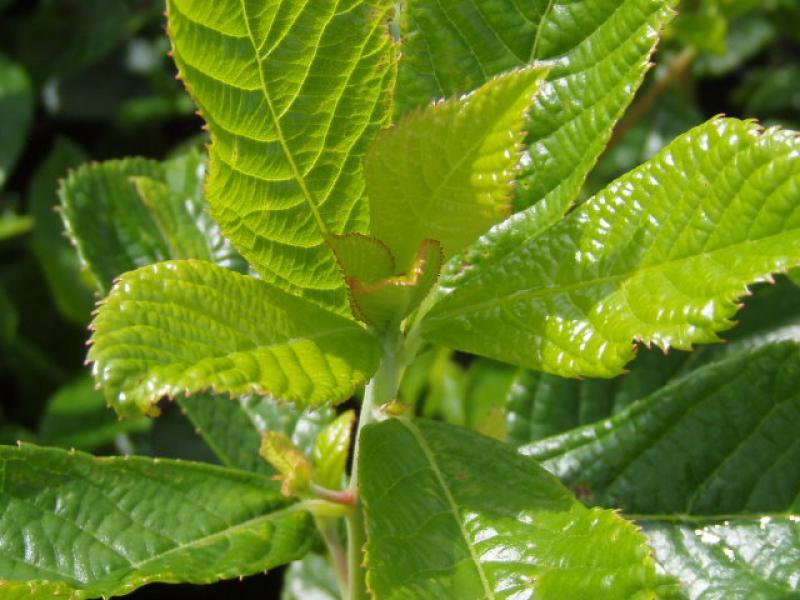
89,260,379,416
38,375,150,452
167,0,397,314
179,393,333,475
423,118,800,378
360,418,681,599
281,554,339,600
0,444,313,598
28,138,94,325
522,342,800,599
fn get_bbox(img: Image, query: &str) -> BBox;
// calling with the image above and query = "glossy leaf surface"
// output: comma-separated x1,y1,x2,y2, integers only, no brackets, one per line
424,118,800,378
0,444,313,599
396,0,675,223
360,418,680,599
523,342,800,599
312,410,354,490
89,260,379,416
366,66,548,267
167,0,397,314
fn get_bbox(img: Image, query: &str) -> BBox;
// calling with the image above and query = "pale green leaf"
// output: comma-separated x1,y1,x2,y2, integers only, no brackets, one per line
326,234,395,284
38,375,150,452
89,260,379,416
167,0,397,315
28,138,94,325
522,342,800,599
423,118,800,378
360,418,682,599
179,392,333,475
0,53,33,188
312,410,355,490
366,66,548,267
0,212,33,241
395,0,675,224
0,444,313,599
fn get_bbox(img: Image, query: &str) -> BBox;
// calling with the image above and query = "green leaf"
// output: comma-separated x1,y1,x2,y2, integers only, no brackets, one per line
179,392,333,475
89,259,379,416
522,341,800,599
360,418,681,599
349,239,443,329
0,53,33,188
60,158,171,294
166,0,397,315
0,444,313,598
60,153,246,295
366,66,548,268
326,234,396,285
281,554,339,600
28,138,94,325
260,431,312,497
312,410,355,490
395,0,675,223
423,118,800,378
38,375,151,452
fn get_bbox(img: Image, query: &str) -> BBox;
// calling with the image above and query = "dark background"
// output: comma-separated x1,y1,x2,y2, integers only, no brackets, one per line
0,0,797,598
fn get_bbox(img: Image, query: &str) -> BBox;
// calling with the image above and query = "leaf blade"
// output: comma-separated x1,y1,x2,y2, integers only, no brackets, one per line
89,260,379,416
423,118,800,377
0,444,313,598
167,0,397,314
360,418,680,599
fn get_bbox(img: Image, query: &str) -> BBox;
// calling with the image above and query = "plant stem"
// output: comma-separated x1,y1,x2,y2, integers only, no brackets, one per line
346,330,405,600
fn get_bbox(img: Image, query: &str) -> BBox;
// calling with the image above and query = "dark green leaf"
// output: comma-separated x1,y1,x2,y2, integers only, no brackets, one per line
0,444,313,598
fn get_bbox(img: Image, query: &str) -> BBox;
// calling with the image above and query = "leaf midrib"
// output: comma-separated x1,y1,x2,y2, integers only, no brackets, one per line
399,419,496,599
238,0,328,238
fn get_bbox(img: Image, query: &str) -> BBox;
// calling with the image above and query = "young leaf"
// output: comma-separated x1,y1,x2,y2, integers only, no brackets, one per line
0,53,33,188
260,432,312,497
326,234,396,284
312,410,355,490
522,342,800,599
360,418,682,599
423,118,800,378
179,392,333,475
395,0,676,223
350,239,443,329
366,66,549,267
89,260,380,417
166,0,397,315
0,444,313,598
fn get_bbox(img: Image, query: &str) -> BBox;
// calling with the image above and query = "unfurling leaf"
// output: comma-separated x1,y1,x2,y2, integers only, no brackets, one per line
350,239,443,329
261,431,312,497
312,410,355,491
